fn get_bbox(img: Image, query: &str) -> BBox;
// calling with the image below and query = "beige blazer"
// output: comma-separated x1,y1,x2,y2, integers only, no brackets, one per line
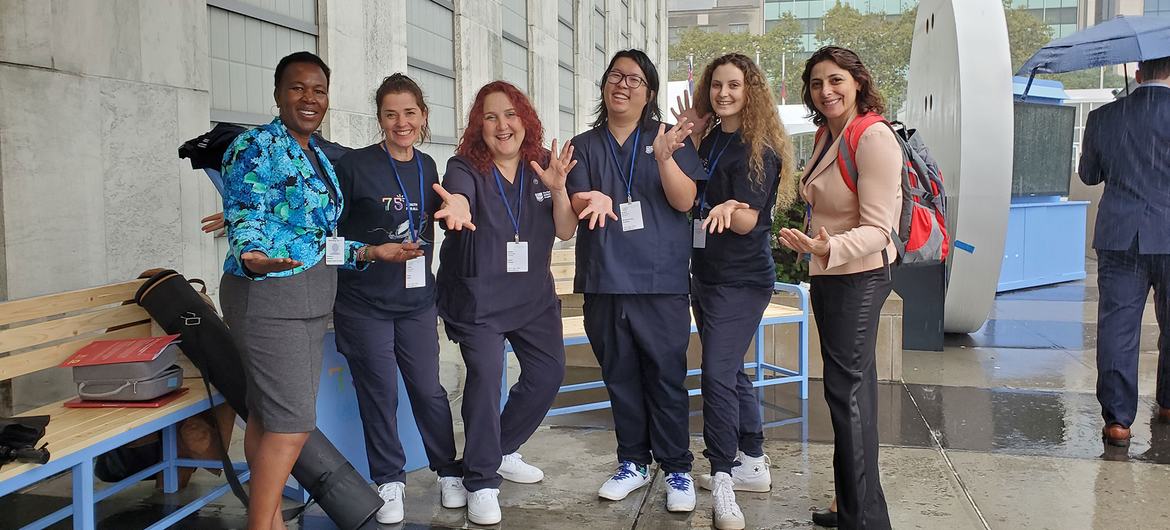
799,115,903,276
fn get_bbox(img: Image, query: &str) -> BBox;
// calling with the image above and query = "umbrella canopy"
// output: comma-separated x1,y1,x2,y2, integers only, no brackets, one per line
1016,15,1170,76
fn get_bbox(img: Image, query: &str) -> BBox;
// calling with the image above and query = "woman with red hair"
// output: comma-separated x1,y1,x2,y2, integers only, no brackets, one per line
432,81,577,526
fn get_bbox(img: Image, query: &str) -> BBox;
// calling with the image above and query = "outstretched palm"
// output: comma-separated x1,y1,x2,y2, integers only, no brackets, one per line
529,139,577,192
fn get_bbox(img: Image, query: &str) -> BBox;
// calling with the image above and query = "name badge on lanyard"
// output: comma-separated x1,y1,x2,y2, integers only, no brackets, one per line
325,232,345,265
385,145,428,287
405,256,427,288
694,130,735,249
492,165,528,273
607,128,645,232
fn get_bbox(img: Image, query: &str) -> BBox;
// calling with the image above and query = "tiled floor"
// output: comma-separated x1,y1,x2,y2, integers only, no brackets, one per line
6,257,1170,529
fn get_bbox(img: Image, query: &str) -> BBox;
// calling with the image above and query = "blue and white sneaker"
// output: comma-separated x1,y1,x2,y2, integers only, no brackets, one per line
665,472,696,512
598,461,651,501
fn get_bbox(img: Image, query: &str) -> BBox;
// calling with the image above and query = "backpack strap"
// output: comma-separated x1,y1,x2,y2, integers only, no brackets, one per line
837,112,888,193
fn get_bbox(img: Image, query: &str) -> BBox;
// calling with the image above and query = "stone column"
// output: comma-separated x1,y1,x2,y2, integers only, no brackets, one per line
454,0,503,138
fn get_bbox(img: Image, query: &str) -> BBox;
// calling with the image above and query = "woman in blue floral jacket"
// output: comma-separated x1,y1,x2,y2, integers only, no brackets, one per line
218,51,420,530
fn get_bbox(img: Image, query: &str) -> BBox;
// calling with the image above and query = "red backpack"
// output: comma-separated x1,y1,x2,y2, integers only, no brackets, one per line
813,113,949,264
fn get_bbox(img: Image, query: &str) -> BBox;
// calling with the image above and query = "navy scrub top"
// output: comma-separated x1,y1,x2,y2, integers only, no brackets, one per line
692,130,781,289
436,155,557,331
566,119,705,295
333,144,440,319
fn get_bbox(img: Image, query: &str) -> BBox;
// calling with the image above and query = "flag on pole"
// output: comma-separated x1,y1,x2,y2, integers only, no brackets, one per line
687,54,695,94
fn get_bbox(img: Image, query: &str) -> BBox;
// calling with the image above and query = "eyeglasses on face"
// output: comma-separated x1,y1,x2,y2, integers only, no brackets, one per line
605,71,647,89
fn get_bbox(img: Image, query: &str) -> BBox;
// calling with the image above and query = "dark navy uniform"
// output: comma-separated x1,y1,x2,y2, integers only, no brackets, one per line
691,130,780,476
333,144,460,485
567,120,704,474
436,155,566,492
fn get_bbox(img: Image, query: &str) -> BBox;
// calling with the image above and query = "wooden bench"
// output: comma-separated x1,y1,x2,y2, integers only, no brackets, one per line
0,280,245,530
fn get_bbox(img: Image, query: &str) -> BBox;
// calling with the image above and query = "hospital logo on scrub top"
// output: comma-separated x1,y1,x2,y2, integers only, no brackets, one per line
645,145,654,155
534,190,552,202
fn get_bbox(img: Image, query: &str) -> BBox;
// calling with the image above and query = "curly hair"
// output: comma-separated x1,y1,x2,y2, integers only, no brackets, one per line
375,73,430,144
456,81,548,175
693,53,797,209
800,46,885,128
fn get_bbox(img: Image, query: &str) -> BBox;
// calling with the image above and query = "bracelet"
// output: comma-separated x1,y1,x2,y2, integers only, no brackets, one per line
359,246,372,262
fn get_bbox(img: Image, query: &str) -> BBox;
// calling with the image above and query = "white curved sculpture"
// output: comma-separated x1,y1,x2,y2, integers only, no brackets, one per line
905,0,1014,333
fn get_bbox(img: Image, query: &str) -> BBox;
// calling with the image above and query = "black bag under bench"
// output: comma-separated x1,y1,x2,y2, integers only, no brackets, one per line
134,270,380,530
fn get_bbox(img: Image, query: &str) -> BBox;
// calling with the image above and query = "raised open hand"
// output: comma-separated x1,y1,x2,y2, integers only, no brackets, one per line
653,116,695,163
671,90,710,141
529,138,577,192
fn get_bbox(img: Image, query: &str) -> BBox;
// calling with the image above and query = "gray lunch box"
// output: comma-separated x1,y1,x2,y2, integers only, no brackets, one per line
73,343,184,401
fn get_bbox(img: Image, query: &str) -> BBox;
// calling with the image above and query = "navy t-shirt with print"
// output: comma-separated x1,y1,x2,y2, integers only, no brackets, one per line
566,120,705,295
436,155,557,331
333,143,440,319
692,130,780,288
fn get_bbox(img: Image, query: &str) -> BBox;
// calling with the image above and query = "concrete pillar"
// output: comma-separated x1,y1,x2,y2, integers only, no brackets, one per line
454,0,504,138
528,0,559,144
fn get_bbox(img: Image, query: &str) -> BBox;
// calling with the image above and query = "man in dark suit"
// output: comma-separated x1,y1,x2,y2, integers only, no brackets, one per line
1079,56,1170,447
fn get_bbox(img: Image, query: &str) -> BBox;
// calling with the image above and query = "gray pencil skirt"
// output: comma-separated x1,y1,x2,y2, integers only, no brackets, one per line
220,262,336,433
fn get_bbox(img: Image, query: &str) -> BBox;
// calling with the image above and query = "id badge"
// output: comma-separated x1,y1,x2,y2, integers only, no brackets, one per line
693,219,706,249
405,256,426,288
507,241,529,273
620,201,644,232
325,236,346,265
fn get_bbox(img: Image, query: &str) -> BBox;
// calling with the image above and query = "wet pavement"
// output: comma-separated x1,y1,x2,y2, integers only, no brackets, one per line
6,257,1170,529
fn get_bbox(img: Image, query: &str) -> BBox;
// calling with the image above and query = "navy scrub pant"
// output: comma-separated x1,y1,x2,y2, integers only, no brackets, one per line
811,268,893,530
333,306,461,485
1096,244,1170,428
691,279,771,475
444,303,566,492
583,293,694,473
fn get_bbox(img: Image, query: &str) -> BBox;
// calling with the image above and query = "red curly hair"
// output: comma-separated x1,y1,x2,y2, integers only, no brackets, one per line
456,81,547,175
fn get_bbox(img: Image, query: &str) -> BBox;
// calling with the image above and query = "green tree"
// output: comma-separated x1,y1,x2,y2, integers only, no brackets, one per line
667,14,802,103
815,4,916,114
1004,1,1129,90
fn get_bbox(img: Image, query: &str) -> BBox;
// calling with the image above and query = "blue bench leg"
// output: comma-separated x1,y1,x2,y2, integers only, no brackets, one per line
755,327,766,383
162,423,179,494
799,316,810,400
72,458,96,530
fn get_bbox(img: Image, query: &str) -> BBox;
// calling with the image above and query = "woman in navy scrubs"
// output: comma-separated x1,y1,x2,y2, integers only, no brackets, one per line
331,73,462,525
433,80,577,526
565,49,705,513
682,53,796,530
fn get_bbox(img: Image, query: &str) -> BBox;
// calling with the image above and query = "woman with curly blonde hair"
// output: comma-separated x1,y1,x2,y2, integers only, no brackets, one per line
676,52,795,530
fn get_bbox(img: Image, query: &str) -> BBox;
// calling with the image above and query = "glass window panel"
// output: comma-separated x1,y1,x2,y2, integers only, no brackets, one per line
502,0,527,41
502,39,529,91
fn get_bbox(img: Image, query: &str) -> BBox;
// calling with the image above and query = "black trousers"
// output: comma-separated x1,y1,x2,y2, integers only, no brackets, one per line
810,268,893,530
443,303,566,491
691,279,771,475
1096,244,1170,428
333,306,460,485
584,293,695,473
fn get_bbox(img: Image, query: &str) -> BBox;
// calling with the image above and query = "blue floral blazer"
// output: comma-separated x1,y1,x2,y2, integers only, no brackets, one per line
221,118,366,279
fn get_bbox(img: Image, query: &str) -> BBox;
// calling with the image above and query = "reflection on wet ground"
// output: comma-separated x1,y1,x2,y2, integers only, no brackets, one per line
6,259,1170,528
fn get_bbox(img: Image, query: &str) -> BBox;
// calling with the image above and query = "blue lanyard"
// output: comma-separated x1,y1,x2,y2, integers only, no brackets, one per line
699,130,737,212
491,164,525,242
605,127,641,202
383,145,425,242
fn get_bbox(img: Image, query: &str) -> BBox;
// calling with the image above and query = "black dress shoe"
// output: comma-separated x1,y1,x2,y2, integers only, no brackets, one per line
812,508,838,527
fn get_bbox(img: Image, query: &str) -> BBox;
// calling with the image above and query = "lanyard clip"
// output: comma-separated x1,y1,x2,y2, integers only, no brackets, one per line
626,194,633,203
514,233,520,243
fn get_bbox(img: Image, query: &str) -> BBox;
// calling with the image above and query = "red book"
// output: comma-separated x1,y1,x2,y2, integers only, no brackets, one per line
60,334,181,367
63,388,190,408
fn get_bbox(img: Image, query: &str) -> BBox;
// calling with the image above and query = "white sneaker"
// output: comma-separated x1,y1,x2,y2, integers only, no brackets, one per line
498,452,544,483
697,452,772,493
598,461,651,501
375,481,405,524
664,472,696,513
712,472,746,530
466,488,502,525
438,476,467,508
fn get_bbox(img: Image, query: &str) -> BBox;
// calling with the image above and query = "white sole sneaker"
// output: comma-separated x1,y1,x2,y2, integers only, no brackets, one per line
466,488,502,525
598,461,652,501
438,476,467,509
498,452,544,484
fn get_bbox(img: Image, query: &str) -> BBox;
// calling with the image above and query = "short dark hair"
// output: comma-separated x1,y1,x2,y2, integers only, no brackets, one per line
274,51,331,89
375,73,431,144
801,46,885,127
591,49,662,128
1139,56,1170,80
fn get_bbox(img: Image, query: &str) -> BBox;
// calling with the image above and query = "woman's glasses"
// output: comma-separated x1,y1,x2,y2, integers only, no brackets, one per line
605,71,647,90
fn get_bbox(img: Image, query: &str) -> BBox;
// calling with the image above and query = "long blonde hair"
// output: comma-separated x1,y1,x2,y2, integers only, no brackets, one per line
693,53,796,209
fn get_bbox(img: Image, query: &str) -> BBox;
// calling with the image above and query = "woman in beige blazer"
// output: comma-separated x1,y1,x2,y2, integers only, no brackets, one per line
778,46,902,530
